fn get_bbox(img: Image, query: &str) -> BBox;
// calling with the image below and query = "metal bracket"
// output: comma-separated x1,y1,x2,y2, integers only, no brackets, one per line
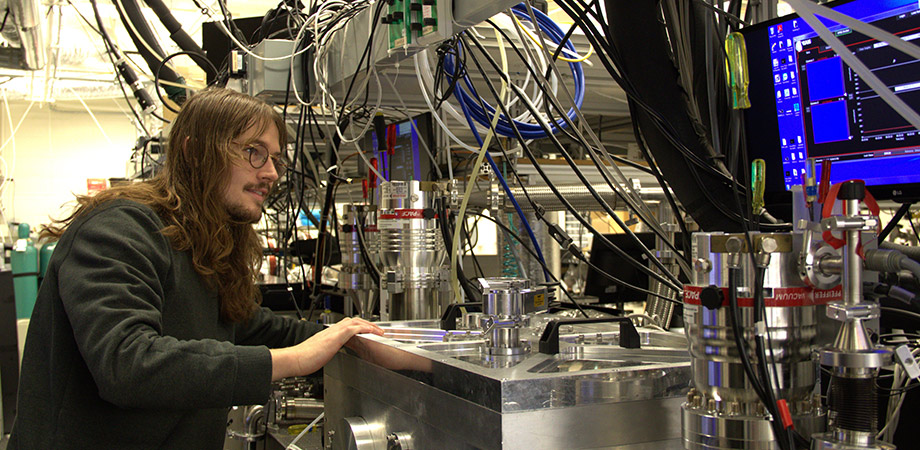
825,301,879,322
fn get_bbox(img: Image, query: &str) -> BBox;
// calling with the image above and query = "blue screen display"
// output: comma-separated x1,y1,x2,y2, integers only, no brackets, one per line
756,0,920,194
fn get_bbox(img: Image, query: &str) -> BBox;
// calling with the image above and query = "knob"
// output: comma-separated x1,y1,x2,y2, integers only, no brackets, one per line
700,285,724,310
837,180,865,201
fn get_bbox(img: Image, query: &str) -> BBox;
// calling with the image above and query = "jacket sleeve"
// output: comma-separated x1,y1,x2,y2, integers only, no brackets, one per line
234,307,325,348
57,204,272,410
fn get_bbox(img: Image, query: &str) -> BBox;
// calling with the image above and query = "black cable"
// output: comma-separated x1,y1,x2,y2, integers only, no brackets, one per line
485,17,690,266
437,197,484,302
726,266,771,410
467,211,589,317
883,306,920,324
459,34,682,292
752,266,791,450
334,1,385,123
355,214,380,287
910,211,920,243
582,259,682,304
112,0,182,88
631,112,692,256
463,217,484,278
87,0,151,136
214,0,248,46
557,0,783,234
880,203,913,243
692,0,749,28
141,0,215,78
553,0,738,184
151,51,220,113
460,28,690,277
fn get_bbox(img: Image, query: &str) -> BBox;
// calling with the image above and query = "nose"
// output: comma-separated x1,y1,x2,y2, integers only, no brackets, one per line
259,158,280,183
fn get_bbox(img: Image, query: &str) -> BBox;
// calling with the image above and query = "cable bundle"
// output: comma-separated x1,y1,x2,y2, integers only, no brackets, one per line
442,4,585,138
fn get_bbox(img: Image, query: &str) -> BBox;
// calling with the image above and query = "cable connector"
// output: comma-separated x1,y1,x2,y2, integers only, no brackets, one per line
532,202,546,220
895,344,920,380
546,222,585,260
776,399,794,430
754,320,767,337
547,222,572,249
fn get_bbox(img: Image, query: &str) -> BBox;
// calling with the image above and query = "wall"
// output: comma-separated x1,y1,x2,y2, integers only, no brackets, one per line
0,97,141,236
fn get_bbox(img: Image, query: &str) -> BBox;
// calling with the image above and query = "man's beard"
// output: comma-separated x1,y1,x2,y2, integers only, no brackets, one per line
227,182,270,223
227,202,262,223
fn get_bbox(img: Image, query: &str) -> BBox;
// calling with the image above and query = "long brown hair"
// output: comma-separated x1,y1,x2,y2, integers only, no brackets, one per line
42,88,287,322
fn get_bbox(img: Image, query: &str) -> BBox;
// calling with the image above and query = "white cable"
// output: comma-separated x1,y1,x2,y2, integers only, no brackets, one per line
413,52,478,151
450,27,509,301
627,313,667,331
286,412,324,450
0,98,32,157
879,346,920,442
382,73,441,178
413,21,556,137
515,0,684,277
0,89,14,198
312,2,385,149
786,0,920,133
413,12,562,144
112,0,176,71
0,91,29,225
65,86,113,145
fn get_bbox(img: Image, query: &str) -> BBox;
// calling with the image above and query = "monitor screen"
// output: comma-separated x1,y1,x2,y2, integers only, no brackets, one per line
584,233,657,303
743,0,920,207
368,113,435,182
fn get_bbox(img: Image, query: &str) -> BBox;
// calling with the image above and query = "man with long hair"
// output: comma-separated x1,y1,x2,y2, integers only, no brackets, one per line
7,87,382,448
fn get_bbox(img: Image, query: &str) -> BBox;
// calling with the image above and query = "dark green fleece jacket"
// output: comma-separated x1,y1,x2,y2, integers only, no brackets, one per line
8,199,323,449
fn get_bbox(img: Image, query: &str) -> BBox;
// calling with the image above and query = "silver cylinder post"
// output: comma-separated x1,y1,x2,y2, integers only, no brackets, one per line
814,180,892,450
844,198,861,306
378,181,448,321
479,277,532,355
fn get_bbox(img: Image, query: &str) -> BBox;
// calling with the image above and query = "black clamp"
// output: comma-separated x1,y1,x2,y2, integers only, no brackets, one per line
439,302,483,330
539,317,641,354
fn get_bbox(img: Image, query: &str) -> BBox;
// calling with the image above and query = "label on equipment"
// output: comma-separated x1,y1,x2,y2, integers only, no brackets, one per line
684,303,699,324
377,219,401,230
533,293,545,308
682,284,844,307
378,209,426,220
381,183,408,200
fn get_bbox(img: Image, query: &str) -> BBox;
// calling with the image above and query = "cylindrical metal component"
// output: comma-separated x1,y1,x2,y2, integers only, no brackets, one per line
644,202,679,329
845,199,862,306
378,181,446,321
340,205,376,319
681,232,827,449
479,277,530,355
828,376,877,434
276,398,324,423
467,184,664,212
506,184,621,212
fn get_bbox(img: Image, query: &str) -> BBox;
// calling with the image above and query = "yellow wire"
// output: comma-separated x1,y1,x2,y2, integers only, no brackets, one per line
512,15,594,63
450,28,509,302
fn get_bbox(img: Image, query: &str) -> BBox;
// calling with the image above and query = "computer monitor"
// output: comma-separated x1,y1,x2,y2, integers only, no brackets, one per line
367,113,435,182
584,233,657,304
743,0,920,209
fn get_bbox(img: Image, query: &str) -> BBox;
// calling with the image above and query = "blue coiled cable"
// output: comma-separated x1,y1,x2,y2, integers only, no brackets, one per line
443,3,585,139
456,82,549,282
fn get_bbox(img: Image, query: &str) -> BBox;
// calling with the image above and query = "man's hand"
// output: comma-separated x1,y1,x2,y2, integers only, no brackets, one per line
270,317,384,380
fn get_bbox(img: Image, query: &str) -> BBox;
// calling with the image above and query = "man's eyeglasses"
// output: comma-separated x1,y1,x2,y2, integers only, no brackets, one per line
241,144,289,176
